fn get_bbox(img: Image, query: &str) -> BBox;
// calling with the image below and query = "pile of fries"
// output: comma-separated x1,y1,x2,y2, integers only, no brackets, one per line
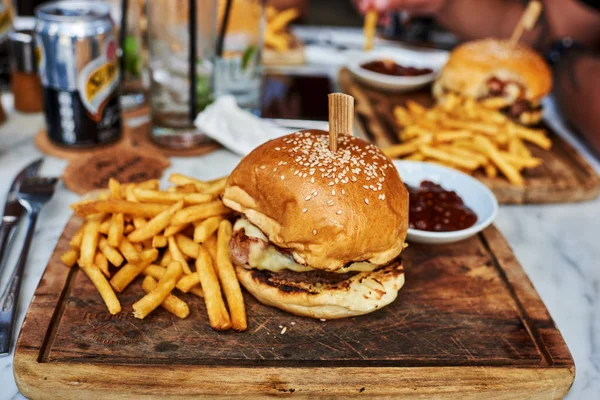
383,94,552,186
265,6,300,52
61,174,246,331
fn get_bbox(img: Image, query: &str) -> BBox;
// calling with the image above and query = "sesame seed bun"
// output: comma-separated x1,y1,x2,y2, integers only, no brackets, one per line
432,39,552,103
222,130,409,272
235,260,405,319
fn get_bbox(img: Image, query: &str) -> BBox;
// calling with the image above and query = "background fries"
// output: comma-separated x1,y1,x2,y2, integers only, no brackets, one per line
264,6,300,52
385,94,552,186
61,174,246,331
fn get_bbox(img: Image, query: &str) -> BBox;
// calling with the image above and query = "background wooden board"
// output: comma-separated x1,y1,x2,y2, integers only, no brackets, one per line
339,68,600,204
14,216,574,399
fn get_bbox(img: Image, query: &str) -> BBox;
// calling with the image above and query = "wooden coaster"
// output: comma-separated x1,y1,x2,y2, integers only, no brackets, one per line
35,107,220,160
62,146,171,195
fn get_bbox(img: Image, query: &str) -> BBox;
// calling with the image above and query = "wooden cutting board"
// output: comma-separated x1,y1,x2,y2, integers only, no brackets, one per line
14,216,574,399
339,68,600,204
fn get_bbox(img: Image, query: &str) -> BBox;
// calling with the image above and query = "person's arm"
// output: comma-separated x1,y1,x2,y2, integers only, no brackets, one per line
554,51,600,156
358,0,546,49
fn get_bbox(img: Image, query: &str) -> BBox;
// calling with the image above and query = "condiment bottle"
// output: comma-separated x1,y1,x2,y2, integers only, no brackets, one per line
10,30,43,113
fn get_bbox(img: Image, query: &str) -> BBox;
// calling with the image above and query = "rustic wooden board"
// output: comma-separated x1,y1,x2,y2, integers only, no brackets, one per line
14,216,574,399
339,68,600,204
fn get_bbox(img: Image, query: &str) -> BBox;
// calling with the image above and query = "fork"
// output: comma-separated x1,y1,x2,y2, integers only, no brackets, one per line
0,177,58,356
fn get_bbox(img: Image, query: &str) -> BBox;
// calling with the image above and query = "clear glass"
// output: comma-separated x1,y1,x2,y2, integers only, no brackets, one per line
105,0,147,111
213,0,264,114
146,0,217,148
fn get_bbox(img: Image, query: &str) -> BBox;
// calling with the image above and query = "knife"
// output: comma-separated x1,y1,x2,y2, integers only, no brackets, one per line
0,158,43,276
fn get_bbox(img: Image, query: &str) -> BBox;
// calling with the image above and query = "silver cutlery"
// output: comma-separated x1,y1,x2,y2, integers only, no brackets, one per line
0,176,58,356
0,159,43,277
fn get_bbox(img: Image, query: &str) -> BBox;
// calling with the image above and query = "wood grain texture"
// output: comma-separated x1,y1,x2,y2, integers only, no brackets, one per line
14,216,574,399
339,68,600,204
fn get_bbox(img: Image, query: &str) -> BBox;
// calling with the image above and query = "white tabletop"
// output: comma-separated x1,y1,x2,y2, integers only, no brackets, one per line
1,31,599,399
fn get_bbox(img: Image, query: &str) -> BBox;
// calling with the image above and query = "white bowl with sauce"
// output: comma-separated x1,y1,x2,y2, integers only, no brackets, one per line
347,48,447,92
393,160,499,245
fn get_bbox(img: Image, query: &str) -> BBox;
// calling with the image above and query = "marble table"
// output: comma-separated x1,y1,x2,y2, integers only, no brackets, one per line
0,90,598,399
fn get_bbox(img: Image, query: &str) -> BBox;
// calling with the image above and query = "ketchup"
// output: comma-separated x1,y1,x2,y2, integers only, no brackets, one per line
361,60,432,77
406,181,477,232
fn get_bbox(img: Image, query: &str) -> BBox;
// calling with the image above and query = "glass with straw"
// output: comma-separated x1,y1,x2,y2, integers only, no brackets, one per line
147,0,217,148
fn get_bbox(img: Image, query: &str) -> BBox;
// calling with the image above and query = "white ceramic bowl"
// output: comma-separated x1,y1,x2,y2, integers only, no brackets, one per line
393,161,499,245
347,48,448,92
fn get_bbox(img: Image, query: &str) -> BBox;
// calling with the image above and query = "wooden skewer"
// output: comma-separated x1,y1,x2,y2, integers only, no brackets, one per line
328,93,355,152
509,0,542,46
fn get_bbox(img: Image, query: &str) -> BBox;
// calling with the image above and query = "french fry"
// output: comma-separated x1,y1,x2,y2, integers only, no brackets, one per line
499,151,543,169
107,212,124,247
268,8,299,33
124,224,135,234
133,261,183,319
363,9,377,51
69,225,84,249
176,272,201,293
204,233,218,262
171,201,231,226
133,188,213,205
108,178,121,200
168,236,192,275
72,200,168,218
196,244,231,330
484,163,498,178
265,29,290,51
383,135,433,158
152,235,167,248
78,219,100,268
440,145,488,166
435,130,473,143
143,264,166,281
193,216,223,243
95,252,110,278
188,285,205,298
406,100,426,115
142,276,190,319
81,264,121,315
118,237,141,263
99,220,110,235
128,201,184,243
419,145,480,170
173,183,197,194
511,126,552,150
98,237,124,267
511,137,532,157
404,153,425,161
160,248,173,267
164,223,189,237
136,179,160,190
110,248,159,293
266,5,278,21
216,220,247,331
175,233,200,259
61,249,79,268
393,106,413,127
474,136,524,186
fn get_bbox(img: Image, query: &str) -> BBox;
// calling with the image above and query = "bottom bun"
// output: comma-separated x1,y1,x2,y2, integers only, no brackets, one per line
235,260,405,319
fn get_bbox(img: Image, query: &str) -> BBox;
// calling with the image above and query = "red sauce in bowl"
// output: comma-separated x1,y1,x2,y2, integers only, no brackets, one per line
361,60,433,77
406,181,477,232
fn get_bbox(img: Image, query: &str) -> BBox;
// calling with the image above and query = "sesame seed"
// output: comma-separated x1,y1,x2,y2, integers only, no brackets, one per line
313,229,317,235
341,189,345,195
260,165,266,169
365,198,370,205
328,182,334,186
327,200,334,206
302,208,308,213
275,147,281,151
381,194,386,200
305,195,311,201
273,167,278,172
310,177,315,183
281,175,285,180
337,210,342,215
331,189,336,196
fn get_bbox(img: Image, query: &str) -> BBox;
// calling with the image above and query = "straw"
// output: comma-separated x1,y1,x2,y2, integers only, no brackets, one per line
119,0,128,84
216,0,233,57
189,0,198,121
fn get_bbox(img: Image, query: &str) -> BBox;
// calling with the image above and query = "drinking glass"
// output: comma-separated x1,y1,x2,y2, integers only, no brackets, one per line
213,0,264,114
147,0,217,148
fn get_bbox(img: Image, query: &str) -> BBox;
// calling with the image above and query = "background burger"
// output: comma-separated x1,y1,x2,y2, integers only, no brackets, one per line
222,130,408,319
433,39,552,125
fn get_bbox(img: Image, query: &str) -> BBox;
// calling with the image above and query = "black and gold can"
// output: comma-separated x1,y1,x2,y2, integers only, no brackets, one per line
35,1,121,147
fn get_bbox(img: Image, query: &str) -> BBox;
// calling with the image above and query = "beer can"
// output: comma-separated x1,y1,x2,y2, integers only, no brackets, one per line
35,1,121,147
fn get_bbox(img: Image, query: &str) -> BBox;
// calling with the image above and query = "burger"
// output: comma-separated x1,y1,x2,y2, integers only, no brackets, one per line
432,39,552,125
222,130,408,319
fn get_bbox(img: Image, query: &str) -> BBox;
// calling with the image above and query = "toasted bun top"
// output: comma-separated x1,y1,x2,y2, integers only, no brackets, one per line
222,130,408,271
433,39,552,101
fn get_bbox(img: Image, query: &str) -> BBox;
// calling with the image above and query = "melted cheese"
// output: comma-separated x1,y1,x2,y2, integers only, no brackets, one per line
233,218,378,273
